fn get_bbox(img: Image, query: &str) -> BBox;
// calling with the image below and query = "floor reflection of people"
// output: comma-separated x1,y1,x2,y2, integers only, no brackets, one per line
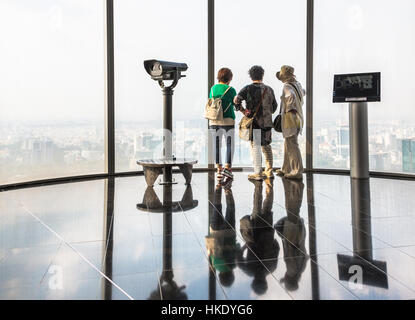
274,178,308,291
205,182,239,288
237,179,280,295
148,270,188,300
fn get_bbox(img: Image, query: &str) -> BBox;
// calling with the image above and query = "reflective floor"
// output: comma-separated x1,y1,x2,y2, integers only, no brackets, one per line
1,172,415,299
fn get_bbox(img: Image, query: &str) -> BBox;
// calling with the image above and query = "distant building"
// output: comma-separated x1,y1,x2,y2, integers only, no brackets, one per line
133,132,162,160
337,125,349,159
133,134,143,155
26,138,63,165
81,150,102,161
370,152,388,171
402,139,415,173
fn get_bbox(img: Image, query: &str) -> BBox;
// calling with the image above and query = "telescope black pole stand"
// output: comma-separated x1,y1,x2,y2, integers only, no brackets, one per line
137,68,197,187
159,77,178,186
161,86,174,185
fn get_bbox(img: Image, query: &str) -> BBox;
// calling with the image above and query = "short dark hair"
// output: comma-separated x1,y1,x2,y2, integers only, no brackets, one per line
219,271,235,287
217,67,233,83
248,65,264,81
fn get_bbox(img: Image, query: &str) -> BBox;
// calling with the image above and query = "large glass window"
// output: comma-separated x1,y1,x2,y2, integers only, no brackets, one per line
114,0,208,171
0,0,106,185
215,0,307,167
314,0,415,173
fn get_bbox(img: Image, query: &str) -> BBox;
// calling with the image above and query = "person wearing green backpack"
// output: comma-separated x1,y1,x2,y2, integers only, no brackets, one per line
208,68,237,181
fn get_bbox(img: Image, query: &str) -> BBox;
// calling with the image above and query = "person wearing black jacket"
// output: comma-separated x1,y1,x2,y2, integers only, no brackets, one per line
237,179,280,295
234,66,278,181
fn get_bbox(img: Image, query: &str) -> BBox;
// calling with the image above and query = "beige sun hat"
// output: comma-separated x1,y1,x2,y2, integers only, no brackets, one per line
276,65,295,81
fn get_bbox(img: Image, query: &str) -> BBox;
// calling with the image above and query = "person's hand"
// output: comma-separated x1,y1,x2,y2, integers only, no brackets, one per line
233,96,239,104
244,109,251,116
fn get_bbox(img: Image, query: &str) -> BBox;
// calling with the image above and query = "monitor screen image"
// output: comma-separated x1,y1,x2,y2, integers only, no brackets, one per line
333,72,381,103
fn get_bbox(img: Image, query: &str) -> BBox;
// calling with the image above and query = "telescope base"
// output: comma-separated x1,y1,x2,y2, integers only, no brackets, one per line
137,158,198,187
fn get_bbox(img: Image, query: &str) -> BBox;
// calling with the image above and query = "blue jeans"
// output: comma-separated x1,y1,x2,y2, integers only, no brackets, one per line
210,125,235,166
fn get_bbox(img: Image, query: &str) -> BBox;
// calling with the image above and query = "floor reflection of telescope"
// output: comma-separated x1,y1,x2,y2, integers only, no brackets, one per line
337,179,388,289
137,184,198,300
137,185,198,213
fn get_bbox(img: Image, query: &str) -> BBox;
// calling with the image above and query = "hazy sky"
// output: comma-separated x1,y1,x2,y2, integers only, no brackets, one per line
0,0,415,124
0,0,105,123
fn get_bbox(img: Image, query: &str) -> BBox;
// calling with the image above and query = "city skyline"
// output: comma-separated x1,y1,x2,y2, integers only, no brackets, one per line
1,0,415,185
2,117,415,185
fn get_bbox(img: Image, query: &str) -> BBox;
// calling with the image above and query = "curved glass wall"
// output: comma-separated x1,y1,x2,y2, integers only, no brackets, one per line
313,0,415,173
215,0,307,168
114,0,207,172
0,0,106,185
1,0,415,187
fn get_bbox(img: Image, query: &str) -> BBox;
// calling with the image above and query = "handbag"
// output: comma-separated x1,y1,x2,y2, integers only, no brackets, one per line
204,86,232,121
273,113,282,132
239,88,267,141
240,215,255,244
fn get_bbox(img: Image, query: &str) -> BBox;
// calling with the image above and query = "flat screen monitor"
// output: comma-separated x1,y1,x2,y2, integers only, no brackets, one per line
333,72,381,103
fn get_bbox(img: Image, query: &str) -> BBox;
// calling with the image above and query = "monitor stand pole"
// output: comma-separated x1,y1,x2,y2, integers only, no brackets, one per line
349,102,369,179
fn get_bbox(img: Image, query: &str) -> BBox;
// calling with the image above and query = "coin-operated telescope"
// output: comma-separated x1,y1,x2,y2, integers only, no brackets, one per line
139,60,196,186
144,60,188,82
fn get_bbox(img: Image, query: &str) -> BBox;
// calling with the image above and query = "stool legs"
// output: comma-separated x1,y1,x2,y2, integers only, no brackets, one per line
142,165,194,186
179,164,193,185
143,166,163,187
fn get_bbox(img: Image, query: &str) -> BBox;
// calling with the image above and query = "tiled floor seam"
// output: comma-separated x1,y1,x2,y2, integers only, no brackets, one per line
15,199,135,300
251,203,361,299
180,203,230,300
303,200,415,262
271,199,415,294
207,199,295,300
39,242,63,286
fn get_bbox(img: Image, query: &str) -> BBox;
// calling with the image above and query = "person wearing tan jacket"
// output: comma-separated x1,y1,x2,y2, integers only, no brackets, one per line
275,65,306,180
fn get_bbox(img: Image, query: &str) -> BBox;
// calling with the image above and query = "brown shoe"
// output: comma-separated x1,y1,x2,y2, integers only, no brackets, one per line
275,169,285,177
